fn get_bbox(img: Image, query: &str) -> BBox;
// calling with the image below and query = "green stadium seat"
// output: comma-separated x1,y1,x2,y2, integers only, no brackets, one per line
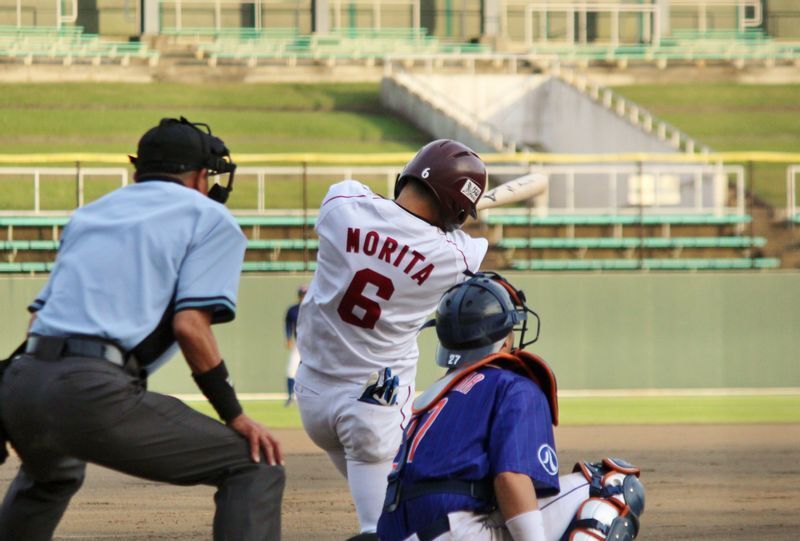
241,261,317,272
510,257,781,271
485,214,752,226
0,216,71,227
0,262,54,273
0,25,158,65
0,240,60,250
247,239,318,250
235,215,317,227
497,236,766,250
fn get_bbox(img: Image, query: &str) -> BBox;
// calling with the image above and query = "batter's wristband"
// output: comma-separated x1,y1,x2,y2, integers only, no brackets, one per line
192,361,243,423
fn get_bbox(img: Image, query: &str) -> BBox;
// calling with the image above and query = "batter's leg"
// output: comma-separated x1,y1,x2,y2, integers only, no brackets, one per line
0,458,86,541
327,448,348,478
339,392,411,534
346,458,395,533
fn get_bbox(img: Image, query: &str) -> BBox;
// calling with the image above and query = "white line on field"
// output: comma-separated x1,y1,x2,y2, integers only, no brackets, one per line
172,387,800,402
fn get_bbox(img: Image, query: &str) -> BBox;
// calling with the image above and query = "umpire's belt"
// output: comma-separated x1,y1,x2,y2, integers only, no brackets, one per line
26,335,128,367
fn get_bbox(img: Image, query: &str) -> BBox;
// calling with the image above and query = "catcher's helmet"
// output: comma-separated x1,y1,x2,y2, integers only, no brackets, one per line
394,140,487,232
425,272,541,370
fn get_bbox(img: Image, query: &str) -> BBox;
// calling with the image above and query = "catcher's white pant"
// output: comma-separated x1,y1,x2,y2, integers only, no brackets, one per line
399,473,590,541
286,345,301,380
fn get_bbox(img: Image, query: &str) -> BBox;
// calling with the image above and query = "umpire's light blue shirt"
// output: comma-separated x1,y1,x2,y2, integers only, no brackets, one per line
29,179,247,374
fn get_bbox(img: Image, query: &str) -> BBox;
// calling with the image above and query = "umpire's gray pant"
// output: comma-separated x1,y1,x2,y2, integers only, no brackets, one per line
0,354,285,541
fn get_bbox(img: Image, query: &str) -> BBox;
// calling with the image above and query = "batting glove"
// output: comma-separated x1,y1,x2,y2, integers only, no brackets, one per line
358,367,400,406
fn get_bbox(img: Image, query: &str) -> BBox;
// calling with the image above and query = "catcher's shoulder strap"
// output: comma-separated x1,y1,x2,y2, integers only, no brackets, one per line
412,350,558,426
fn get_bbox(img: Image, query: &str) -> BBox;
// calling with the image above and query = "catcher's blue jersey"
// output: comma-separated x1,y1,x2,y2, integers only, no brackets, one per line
377,365,559,541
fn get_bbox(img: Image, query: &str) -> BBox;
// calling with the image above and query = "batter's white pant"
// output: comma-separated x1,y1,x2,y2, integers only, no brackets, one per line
286,346,301,380
399,473,590,541
295,363,413,531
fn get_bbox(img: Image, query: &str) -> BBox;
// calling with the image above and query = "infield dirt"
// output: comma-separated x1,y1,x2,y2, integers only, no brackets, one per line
1,424,797,540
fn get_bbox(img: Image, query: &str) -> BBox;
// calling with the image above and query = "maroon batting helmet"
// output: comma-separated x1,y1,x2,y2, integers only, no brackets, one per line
394,140,487,232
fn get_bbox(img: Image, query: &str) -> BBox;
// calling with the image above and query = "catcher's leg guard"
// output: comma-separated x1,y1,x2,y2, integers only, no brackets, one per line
560,457,645,541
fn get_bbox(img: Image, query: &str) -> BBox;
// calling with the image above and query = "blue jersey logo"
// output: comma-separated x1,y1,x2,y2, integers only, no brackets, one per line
537,444,559,476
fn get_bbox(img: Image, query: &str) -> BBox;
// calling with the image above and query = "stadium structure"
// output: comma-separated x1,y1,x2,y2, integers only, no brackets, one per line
1,0,800,272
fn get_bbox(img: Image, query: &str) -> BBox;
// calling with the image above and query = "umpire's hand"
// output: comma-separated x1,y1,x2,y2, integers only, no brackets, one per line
228,414,284,465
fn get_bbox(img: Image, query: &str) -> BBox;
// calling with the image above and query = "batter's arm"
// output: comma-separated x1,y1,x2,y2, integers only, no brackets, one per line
494,472,546,541
175,309,283,465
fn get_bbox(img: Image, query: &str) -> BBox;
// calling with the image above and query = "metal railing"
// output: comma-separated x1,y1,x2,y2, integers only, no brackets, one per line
788,165,799,221
517,1,661,47
0,167,128,214
556,68,712,155
0,163,744,218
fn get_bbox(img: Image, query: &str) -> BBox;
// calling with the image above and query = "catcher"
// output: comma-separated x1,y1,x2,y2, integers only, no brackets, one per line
377,272,646,541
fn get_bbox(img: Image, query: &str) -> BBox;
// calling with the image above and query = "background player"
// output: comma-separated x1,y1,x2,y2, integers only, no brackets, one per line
283,283,307,406
0,117,285,541
377,272,645,541
295,140,490,538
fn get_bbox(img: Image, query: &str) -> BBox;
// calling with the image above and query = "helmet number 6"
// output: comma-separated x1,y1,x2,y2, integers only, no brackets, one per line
337,269,395,329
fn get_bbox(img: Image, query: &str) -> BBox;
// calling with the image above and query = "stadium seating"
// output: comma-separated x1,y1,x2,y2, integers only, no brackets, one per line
484,214,751,226
192,26,489,67
0,25,158,66
0,210,781,272
525,28,800,67
510,258,781,271
497,236,765,250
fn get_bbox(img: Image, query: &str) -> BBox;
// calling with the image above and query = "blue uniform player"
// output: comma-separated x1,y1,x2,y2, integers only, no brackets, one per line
0,117,285,541
283,284,307,405
377,272,645,541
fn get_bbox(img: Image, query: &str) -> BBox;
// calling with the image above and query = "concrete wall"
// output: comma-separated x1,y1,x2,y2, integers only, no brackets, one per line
2,273,798,395
380,75,506,153
383,73,677,154
381,73,722,210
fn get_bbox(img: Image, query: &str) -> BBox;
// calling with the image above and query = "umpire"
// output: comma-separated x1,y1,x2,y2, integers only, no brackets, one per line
0,117,285,540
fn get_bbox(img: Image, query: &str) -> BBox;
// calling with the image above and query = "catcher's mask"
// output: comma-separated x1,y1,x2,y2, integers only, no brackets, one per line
129,117,237,204
422,271,541,370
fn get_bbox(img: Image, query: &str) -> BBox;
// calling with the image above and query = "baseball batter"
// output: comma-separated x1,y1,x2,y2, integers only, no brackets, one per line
295,140,490,537
283,284,307,406
377,273,646,541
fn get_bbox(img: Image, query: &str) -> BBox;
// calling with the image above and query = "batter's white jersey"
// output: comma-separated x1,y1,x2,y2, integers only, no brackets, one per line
297,180,487,386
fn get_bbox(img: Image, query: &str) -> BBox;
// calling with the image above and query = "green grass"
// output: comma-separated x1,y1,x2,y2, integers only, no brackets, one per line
0,82,426,208
186,395,800,428
189,400,304,429
612,84,800,207
0,82,796,209
0,82,426,155
559,395,800,425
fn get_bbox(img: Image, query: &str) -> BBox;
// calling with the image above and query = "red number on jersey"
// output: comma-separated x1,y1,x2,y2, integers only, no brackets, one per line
337,268,395,329
407,398,448,463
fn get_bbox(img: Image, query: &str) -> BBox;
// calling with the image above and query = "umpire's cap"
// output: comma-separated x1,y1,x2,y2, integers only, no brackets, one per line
129,117,236,177
423,272,540,370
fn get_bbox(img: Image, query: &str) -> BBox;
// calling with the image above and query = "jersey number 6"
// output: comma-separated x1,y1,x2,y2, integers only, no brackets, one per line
337,268,395,329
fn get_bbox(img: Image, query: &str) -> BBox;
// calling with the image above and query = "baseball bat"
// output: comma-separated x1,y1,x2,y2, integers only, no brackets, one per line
476,173,547,210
